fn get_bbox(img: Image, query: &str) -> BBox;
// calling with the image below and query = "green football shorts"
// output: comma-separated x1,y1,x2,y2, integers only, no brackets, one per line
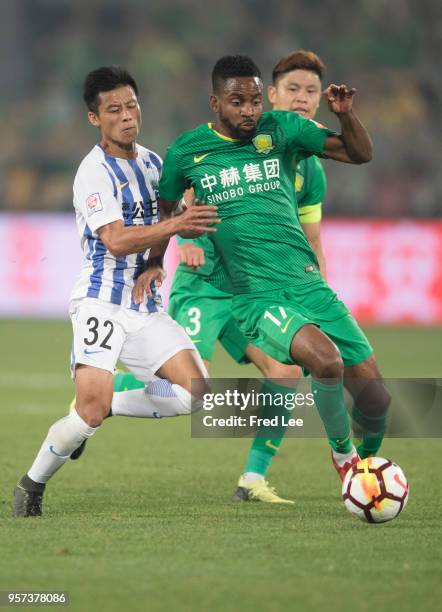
232,280,373,367
168,271,249,363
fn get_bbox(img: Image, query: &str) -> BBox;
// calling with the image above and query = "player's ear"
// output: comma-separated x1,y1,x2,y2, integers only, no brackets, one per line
267,85,277,106
88,111,100,128
209,94,219,113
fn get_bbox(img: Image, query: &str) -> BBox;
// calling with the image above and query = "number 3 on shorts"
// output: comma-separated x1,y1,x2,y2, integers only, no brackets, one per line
185,307,201,336
84,316,115,350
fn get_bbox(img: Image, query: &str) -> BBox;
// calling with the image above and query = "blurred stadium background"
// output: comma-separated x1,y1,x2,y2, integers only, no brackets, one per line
1,2,441,611
0,0,441,325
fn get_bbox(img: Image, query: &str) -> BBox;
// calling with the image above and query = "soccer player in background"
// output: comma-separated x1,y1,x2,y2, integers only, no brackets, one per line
157,55,390,497
13,66,219,517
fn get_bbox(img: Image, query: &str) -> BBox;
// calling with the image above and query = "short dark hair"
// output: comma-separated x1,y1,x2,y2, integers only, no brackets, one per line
212,55,262,92
272,50,325,85
83,66,139,114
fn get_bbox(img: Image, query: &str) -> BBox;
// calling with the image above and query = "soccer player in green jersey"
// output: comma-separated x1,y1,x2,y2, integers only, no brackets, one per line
71,56,389,504
157,55,390,494
164,51,329,503
268,51,327,276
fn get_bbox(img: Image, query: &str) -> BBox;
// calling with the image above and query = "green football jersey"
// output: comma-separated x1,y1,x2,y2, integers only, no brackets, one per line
174,153,326,290
160,110,333,294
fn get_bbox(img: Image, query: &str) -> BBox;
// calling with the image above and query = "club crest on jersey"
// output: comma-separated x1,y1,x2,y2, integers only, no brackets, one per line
252,134,274,155
86,193,103,216
295,173,304,192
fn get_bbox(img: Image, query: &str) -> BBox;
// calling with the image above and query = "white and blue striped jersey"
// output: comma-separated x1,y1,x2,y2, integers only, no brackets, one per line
70,143,163,313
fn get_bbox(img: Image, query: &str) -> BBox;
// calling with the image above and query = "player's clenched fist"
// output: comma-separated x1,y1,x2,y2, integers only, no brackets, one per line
173,205,220,238
179,243,205,269
323,84,356,115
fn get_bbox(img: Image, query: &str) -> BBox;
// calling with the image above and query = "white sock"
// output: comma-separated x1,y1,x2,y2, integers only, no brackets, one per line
332,445,358,467
111,379,191,418
27,409,98,484
242,472,265,483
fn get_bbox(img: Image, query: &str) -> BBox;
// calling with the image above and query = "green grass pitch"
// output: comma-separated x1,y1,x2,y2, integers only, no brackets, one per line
0,321,441,612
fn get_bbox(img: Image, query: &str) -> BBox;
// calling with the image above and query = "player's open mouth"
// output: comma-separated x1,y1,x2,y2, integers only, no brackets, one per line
240,122,256,129
293,107,308,115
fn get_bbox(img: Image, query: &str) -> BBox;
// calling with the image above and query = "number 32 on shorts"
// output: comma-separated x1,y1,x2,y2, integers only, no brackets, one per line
84,316,114,349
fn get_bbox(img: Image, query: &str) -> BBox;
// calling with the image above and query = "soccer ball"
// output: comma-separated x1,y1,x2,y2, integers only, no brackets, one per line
342,457,409,523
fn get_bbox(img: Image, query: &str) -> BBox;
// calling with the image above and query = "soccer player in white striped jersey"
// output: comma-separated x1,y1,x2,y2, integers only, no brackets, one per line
14,66,218,517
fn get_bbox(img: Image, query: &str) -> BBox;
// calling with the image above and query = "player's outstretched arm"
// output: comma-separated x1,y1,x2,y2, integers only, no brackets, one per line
145,198,186,264
177,188,207,265
143,194,207,266
162,197,219,240
97,204,218,257
322,84,373,164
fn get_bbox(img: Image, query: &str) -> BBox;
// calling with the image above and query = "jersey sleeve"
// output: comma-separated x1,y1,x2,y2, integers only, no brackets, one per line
279,111,336,158
73,162,122,234
159,145,187,202
298,157,327,224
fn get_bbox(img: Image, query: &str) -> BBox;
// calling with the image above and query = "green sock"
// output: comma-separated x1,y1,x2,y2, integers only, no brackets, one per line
352,405,387,459
311,378,352,454
113,371,145,392
244,380,295,477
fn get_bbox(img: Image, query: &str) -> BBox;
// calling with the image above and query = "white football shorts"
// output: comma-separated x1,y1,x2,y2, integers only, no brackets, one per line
70,297,195,381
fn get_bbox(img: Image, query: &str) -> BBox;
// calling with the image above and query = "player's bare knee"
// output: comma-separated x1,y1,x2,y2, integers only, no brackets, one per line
319,357,344,380
376,385,391,416
75,398,109,427
314,347,344,380
354,379,391,417
78,411,105,428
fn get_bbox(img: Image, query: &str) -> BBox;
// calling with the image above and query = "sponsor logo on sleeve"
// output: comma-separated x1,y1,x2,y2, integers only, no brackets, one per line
86,193,103,217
